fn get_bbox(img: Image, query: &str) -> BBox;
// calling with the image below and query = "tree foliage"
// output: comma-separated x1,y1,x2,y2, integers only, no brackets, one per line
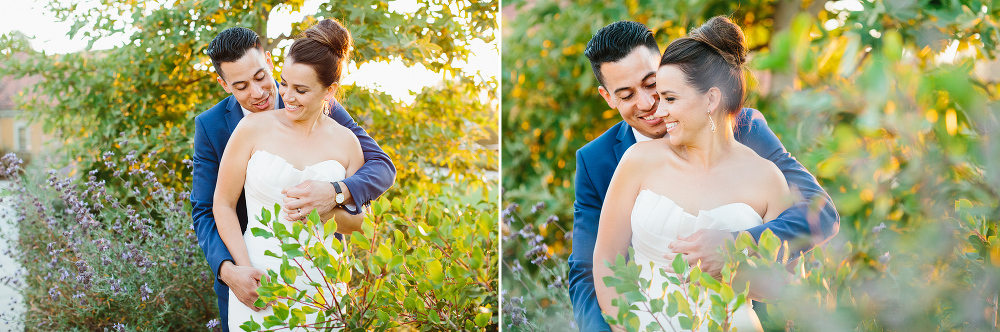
1,0,497,195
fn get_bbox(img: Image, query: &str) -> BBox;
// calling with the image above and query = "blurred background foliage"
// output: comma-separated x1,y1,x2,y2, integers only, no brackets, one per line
1,0,498,196
502,0,1000,330
0,0,498,330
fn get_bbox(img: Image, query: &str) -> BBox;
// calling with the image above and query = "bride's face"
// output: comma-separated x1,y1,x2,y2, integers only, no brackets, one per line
278,60,336,122
653,65,716,146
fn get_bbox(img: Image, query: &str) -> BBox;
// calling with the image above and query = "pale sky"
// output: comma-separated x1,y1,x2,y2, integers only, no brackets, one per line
2,0,499,104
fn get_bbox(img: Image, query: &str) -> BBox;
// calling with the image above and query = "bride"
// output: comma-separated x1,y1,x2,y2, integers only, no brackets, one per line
593,16,791,332
213,19,363,331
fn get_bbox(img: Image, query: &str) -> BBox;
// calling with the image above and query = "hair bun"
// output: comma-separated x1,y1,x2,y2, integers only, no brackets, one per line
304,19,353,61
289,18,354,86
689,16,747,67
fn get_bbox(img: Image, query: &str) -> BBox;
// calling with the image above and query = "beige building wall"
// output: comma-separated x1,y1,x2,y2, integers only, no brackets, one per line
0,110,47,156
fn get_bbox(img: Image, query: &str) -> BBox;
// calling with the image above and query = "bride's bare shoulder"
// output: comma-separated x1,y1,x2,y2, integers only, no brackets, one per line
237,110,281,130
620,140,672,169
734,143,786,188
321,117,359,143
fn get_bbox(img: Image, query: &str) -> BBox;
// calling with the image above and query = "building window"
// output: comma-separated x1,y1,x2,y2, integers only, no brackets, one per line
15,121,29,151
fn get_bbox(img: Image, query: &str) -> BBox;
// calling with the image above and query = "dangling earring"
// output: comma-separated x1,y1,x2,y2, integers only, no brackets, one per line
708,110,717,133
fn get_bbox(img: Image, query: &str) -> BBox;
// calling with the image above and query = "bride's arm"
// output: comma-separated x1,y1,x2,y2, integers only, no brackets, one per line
593,149,643,331
740,161,795,302
214,119,258,267
324,131,366,234
762,162,794,223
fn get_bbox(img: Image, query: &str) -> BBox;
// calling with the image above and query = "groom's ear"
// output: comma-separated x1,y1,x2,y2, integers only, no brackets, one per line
216,76,232,94
264,51,274,71
598,86,616,109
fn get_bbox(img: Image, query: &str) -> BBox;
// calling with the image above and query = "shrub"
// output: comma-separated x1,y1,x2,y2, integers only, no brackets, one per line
242,183,497,331
0,143,214,331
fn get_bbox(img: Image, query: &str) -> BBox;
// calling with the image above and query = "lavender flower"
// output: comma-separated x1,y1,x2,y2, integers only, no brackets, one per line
48,286,61,300
548,275,565,289
879,252,891,265
139,283,152,301
510,260,523,273
531,201,546,214
107,322,127,332
502,292,528,328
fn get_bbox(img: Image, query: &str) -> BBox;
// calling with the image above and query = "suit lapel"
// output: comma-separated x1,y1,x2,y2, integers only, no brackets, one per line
613,122,636,163
224,96,243,134
274,79,286,109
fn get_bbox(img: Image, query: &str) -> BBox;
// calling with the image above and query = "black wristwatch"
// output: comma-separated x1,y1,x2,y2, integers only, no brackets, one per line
331,182,359,214
332,181,346,206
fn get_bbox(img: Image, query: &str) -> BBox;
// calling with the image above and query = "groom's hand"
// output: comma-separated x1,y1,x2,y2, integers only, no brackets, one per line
281,180,352,221
220,261,266,312
663,229,735,278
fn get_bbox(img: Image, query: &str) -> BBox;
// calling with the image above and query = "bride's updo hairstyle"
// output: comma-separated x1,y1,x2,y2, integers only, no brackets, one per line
287,18,353,87
659,16,748,116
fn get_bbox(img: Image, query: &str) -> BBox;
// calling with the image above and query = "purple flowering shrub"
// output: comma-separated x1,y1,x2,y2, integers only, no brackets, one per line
500,201,575,331
0,140,216,331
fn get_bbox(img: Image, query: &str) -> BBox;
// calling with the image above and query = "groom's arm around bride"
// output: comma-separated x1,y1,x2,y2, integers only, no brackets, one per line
567,21,840,332
189,26,396,332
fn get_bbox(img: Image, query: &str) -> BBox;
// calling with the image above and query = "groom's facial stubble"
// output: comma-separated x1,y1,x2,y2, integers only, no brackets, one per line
215,48,278,113
597,47,666,139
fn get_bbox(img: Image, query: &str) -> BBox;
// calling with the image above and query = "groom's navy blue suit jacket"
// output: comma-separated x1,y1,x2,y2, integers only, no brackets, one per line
569,108,840,332
191,94,395,330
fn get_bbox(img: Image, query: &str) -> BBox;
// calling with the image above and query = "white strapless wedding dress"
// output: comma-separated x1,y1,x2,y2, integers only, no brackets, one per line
629,189,763,332
229,150,346,331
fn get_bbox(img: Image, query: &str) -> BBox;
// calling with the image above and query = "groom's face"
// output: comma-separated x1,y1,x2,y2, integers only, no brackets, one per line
597,47,666,139
216,48,278,112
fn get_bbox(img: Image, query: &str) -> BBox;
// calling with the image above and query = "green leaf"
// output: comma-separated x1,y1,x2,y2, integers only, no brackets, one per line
428,260,444,284
650,298,665,314
376,243,392,264
250,227,273,239
474,311,491,327
323,217,337,238
361,217,375,239
350,232,370,250
258,207,271,226
671,252,687,275
389,254,405,270
240,317,261,332
281,257,296,284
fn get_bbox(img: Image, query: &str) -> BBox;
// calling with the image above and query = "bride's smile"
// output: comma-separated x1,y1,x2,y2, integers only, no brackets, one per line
278,60,337,123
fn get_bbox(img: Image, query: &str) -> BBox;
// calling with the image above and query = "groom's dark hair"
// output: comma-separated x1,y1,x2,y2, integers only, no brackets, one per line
206,27,263,80
584,21,659,88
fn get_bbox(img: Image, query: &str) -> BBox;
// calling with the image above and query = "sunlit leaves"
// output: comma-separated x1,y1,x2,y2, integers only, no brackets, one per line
250,179,496,330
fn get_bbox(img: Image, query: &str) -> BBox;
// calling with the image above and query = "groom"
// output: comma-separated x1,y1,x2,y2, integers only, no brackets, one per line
191,27,396,331
569,21,841,331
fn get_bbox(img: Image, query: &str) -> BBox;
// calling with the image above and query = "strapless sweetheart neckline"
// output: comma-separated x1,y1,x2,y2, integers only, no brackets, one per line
637,189,761,220
250,150,346,173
